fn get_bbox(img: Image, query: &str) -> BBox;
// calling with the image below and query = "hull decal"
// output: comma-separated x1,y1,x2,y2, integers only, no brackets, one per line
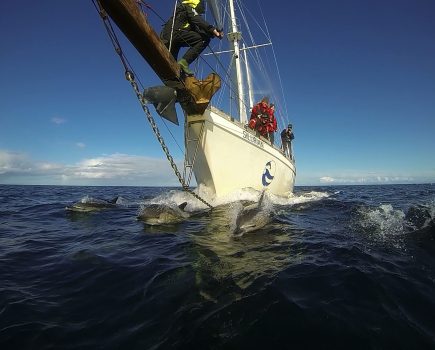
262,161,276,186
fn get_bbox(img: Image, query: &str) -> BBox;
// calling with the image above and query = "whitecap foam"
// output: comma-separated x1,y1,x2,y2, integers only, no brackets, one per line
143,186,331,212
269,190,331,206
79,195,108,205
80,195,92,203
356,204,406,237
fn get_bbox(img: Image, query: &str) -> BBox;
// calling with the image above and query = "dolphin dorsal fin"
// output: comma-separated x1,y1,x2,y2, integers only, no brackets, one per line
258,190,266,205
178,202,188,211
109,196,119,204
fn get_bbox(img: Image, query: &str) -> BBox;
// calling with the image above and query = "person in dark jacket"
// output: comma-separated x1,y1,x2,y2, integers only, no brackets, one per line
281,124,295,159
161,0,223,75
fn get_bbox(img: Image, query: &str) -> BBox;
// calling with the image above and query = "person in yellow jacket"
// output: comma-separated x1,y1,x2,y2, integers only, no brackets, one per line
161,0,223,75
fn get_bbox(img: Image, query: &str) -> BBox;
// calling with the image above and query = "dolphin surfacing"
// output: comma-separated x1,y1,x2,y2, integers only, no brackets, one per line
137,202,190,225
65,196,119,213
234,191,274,235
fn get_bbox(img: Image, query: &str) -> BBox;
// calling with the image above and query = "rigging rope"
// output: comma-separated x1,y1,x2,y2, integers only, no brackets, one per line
235,0,291,131
93,0,213,209
257,1,290,125
137,0,166,22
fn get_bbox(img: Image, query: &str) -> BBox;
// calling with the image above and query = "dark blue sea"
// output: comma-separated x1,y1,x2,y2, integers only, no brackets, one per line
1,184,434,349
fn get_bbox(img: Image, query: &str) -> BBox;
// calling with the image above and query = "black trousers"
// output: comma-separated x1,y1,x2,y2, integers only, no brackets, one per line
162,30,210,64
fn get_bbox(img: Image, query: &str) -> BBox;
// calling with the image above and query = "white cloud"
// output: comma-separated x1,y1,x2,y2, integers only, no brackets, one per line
317,172,422,185
0,150,63,175
0,150,183,186
319,176,335,183
76,142,86,149
0,151,31,174
51,117,66,125
1,150,434,187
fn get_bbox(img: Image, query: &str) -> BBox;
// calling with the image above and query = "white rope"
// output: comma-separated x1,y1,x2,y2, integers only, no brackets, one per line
231,0,291,131
237,0,273,101
168,0,178,53
258,2,290,128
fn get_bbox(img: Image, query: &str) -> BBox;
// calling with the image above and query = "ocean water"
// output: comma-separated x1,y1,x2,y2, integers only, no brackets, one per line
0,184,434,349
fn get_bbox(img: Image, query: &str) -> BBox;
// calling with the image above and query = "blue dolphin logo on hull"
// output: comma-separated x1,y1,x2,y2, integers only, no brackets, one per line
262,161,276,186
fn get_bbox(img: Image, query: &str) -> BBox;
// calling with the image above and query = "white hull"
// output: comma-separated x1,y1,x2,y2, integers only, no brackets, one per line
185,107,296,198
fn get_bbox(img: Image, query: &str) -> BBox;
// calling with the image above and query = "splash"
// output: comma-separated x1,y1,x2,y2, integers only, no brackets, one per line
270,190,331,206
80,195,95,204
146,185,331,210
355,204,406,237
354,200,435,240
142,187,330,233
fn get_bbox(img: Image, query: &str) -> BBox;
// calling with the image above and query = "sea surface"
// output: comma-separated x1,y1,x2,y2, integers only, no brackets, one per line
0,184,434,349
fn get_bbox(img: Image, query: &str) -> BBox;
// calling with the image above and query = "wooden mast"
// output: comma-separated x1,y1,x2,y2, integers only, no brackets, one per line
98,0,220,114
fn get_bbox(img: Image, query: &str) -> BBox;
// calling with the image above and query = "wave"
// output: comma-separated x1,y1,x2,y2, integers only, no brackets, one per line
352,201,435,239
271,190,331,206
353,204,406,237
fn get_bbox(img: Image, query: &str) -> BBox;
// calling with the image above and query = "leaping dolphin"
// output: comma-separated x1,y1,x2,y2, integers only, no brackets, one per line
234,191,274,235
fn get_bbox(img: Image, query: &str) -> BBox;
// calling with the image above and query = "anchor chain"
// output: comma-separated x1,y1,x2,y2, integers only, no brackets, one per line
93,1,213,209
125,71,213,209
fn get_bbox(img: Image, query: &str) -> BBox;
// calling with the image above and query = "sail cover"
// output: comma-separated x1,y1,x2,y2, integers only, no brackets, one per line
206,0,223,30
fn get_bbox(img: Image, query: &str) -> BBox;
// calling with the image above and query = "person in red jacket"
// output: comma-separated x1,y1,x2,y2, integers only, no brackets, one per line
249,97,270,137
267,104,278,144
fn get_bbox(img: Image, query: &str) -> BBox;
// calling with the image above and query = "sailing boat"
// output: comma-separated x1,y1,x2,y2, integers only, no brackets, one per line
95,0,296,200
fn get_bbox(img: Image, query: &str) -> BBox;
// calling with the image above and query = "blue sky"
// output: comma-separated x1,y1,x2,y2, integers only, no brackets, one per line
1,0,434,187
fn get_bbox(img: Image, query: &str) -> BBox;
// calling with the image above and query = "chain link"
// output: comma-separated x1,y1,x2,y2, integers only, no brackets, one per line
125,71,213,209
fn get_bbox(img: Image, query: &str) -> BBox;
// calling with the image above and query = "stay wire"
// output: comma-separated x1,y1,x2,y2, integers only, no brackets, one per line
137,0,166,23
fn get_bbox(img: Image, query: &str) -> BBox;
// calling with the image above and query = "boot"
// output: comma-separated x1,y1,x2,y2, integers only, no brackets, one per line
178,58,194,76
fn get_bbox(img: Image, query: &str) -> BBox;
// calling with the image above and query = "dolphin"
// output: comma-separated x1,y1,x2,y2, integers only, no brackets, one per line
403,204,435,238
65,196,119,213
404,205,434,230
401,204,435,254
137,202,190,225
234,191,274,235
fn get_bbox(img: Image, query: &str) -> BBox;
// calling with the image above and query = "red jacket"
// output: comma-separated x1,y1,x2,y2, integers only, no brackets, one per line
249,102,271,137
268,109,277,132
251,102,269,120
